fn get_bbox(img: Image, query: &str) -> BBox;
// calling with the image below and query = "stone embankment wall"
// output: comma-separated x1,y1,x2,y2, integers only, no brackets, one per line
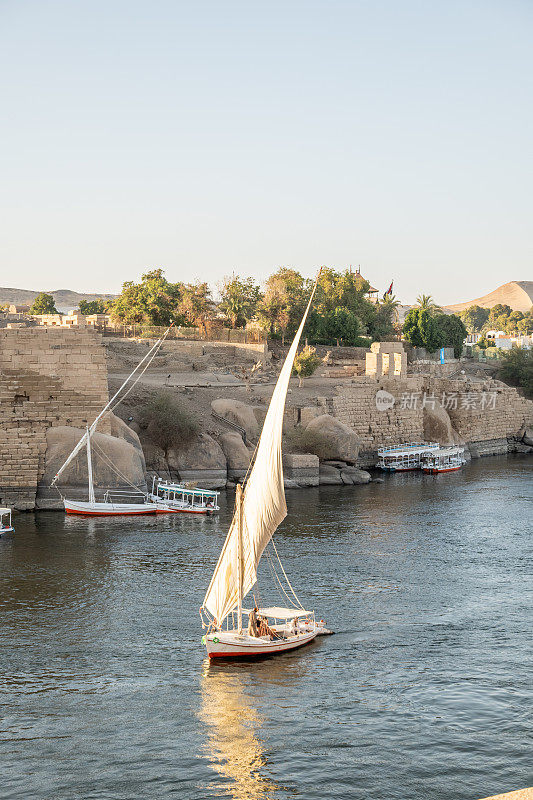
323,377,426,450
0,328,109,509
318,375,533,463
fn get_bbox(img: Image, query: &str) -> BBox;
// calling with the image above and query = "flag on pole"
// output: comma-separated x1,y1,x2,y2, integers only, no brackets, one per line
386,281,393,296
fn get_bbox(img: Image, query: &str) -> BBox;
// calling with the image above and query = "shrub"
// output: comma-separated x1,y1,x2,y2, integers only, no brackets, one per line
283,427,334,460
138,391,199,457
292,345,321,386
498,348,533,398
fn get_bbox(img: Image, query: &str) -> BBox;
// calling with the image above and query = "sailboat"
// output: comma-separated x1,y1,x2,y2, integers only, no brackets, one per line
200,276,332,659
51,329,172,515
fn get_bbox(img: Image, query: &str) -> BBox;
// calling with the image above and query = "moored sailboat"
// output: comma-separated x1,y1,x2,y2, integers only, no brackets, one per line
200,275,331,659
51,329,172,515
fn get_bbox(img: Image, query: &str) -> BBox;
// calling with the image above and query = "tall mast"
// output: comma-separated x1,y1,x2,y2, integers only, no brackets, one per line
86,426,95,504
236,483,244,634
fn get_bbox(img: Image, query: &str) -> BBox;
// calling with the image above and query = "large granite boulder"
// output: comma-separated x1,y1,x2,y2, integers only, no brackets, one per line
340,466,372,485
211,398,259,441
109,413,146,470
167,433,227,489
305,414,362,463
37,425,147,510
423,404,463,446
319,463,344,485
218,431,251,480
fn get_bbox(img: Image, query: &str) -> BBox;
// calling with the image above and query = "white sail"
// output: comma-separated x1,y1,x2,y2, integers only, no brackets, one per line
203,279,319,625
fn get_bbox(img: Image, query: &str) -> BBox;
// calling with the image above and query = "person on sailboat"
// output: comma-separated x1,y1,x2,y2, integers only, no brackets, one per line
248,607,260,638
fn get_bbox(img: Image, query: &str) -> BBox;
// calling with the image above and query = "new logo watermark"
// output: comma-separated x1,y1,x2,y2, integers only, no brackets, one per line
375,390,395,411
375,389,498,411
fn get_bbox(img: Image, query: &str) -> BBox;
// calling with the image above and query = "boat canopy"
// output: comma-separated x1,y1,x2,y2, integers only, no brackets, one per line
155,482,218,498
0,507,11,514
244,606,312,619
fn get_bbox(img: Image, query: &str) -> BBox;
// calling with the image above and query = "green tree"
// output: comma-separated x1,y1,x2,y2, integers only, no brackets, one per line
176,282,213,326
219,275,262,328
459,305,490,333
402,308,425,348
305,268,375,345
256,267,309,340
30,292,58,314
403,307,442,352
498,348,533,397
367,294,399,341
111,269,182,325
79,299,107,315
415,294,442,316
434,313,468,357
292,345,321,387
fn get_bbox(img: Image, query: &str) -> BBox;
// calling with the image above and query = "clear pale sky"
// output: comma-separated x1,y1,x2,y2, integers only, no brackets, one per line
1,0,531,304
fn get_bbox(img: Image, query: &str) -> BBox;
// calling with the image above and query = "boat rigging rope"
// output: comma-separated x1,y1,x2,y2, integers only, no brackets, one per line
102,329,172,421
265,546,302,610
269,538,305,609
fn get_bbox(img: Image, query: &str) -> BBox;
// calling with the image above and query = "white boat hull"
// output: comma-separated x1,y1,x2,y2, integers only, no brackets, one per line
204,625,329,659
0,526,14,535
64,500,158,516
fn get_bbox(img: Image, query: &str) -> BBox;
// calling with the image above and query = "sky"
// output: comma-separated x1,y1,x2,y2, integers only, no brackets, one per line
0,0,531,305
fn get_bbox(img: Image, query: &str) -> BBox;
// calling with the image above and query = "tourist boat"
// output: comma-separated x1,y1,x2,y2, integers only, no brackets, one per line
377,441,439,472
0,507,14,535
200,274,332,659
51,329,171,516
421,446,466,474
149,478,219,514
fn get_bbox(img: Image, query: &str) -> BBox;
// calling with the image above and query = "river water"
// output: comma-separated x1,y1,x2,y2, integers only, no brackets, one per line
1,456,531,800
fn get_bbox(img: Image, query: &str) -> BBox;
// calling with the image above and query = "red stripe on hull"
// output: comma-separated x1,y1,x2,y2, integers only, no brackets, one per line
422,467,461,474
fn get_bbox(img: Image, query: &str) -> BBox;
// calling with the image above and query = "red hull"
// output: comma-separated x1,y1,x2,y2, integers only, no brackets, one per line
422,466,462,474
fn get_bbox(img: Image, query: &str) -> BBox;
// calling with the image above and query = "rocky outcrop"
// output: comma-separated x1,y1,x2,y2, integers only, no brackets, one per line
219,431,250,480
167,433,227,489
36,425,147,509
340,466,372,485
423,404,463,446
319,463,344,485
282,453,319,487
305,414,362,463
319,460,371,485
211,398,259,441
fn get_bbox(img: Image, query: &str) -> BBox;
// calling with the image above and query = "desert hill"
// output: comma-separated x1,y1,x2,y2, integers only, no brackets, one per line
444,281,533,313
0,287,116,312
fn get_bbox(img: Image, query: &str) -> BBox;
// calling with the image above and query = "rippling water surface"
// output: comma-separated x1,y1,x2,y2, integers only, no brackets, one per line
1,456,531,800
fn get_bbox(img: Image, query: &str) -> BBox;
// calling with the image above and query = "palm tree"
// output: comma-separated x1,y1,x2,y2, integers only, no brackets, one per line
415,294,442,315
380,292,400,322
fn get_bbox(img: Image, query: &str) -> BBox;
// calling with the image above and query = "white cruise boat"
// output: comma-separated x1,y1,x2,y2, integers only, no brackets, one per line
421,446,466,474
149,478,219,514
